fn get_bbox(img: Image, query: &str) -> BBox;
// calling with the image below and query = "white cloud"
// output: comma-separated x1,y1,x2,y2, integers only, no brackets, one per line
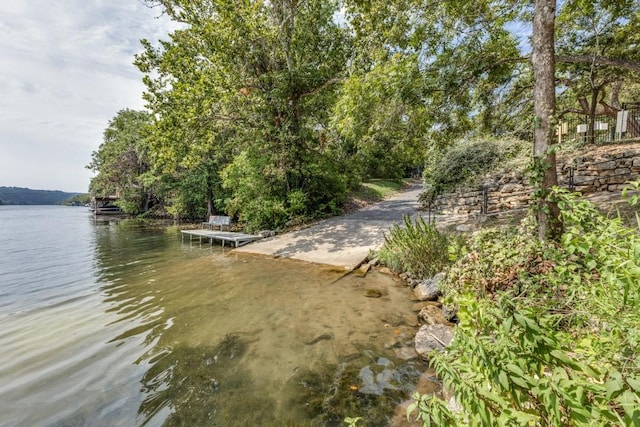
0,0,179,192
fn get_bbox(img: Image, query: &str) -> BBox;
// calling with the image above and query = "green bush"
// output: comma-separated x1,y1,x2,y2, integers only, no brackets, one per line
377,216,454,278
421,138,528,203
300,155,350,218
222,150,351,232
408,188,640,426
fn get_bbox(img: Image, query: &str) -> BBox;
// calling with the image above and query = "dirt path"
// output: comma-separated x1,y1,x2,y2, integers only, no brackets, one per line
233,183,423,270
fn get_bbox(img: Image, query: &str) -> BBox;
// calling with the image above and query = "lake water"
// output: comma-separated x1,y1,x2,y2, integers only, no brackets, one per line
0,206,432,426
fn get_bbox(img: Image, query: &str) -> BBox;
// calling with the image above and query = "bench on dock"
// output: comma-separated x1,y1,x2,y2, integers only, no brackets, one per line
202,215,231,230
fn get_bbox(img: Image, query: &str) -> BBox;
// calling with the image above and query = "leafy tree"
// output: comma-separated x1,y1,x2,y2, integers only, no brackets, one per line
342,0,640,239
339,0,525,160
532,0,640,240
556,0,640,142
332,54,431,179
136,0,354,227
117,0,640,231
87,109,156,215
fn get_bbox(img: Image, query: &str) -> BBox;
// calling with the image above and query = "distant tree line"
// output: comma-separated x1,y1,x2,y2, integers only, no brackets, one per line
87,0,640,232
0,186,82,206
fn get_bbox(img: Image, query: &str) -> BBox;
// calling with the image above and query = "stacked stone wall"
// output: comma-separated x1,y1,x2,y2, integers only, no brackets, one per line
429,143,640,216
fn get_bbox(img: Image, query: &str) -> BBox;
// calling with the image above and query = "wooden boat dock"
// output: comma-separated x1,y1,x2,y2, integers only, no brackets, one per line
180,229,262,247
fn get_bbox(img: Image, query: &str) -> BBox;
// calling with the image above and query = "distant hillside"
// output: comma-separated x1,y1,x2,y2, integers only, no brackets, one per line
0,187,80,205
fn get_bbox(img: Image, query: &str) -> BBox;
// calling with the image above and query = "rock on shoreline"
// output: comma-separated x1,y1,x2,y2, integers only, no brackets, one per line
414,324,454,358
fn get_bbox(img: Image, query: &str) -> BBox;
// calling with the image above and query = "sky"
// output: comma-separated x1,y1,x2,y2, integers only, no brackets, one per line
0,0,178,193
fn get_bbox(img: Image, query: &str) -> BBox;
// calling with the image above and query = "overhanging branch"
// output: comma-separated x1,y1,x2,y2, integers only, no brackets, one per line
299,78,344,99
479,55,640,74
556,55,640,73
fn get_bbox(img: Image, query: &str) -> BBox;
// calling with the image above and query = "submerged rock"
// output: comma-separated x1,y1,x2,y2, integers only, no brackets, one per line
418,305,453,326
414,324,454,358
393,346,419,361
287,352,424,426
303,333,334,345
363,288,383,298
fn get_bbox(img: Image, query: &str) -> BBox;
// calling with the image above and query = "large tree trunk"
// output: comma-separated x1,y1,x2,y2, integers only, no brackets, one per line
532,0,561,241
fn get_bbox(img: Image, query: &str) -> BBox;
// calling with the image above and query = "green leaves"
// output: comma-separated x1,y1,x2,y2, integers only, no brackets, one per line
343,416,363,427
132,0,358,222
422,137,529,200
377,216,453,277
407,190,640,426
87,109,157,215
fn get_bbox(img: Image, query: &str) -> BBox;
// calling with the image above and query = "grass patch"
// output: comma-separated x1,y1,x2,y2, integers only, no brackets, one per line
352,179,407,202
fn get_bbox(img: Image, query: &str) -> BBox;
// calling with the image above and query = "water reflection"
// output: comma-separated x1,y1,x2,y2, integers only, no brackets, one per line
92,218,174,355
90,218,428,426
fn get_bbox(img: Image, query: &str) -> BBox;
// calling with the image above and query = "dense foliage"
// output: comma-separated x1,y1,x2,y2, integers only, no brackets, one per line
59,193,92,206
87,109,156,215
86,0,640,231
556,0,640,142
408,187,640,426
421,138,529,202
132,0,358,226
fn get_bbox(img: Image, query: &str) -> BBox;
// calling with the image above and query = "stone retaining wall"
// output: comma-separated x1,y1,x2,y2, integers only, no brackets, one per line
429,143,640,216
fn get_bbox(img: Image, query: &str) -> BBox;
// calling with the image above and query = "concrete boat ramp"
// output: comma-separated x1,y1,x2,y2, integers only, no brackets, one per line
232,183,423,270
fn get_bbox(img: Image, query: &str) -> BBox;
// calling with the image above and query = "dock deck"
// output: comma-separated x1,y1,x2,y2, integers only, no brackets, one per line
181,229,262,247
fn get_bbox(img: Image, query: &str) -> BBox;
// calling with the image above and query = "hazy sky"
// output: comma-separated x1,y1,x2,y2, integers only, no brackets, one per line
0,1,177,193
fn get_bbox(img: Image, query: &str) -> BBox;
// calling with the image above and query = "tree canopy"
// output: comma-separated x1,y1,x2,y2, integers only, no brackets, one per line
87,109,155,215
87,0,640,230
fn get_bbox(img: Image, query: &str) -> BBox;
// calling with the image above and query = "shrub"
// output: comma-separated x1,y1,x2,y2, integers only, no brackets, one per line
421,138,528,203
377,216,453,278
408,188,640,426
222,150,351,232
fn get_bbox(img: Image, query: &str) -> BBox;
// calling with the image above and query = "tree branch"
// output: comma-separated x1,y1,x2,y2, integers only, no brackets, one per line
299,78,344,99
478,54,640,74
556,55,640,73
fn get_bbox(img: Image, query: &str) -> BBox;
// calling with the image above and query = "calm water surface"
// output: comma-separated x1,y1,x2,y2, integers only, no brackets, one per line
0,206,431,426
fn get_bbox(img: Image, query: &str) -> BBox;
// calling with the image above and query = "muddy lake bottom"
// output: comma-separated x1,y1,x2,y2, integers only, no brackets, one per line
0,207,436,426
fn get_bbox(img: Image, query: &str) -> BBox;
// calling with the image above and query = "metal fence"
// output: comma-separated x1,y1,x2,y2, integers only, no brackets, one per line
558,106,640,146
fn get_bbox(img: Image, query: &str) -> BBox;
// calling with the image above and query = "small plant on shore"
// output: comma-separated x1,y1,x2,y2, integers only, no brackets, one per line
377,216,454,278
622,179,640,208
344,416,363,426
408,189,640,426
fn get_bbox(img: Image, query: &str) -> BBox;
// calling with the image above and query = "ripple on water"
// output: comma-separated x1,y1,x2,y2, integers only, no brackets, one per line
0,208,430,426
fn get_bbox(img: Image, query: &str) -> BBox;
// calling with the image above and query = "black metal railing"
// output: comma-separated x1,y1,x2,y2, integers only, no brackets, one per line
558,107,640,146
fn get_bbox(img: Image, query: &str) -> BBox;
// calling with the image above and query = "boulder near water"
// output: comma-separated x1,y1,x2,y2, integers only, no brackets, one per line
414,324,454,359
413,272,446,301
